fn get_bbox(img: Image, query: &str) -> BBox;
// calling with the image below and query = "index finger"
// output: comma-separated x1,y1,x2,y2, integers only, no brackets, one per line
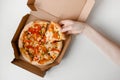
59,20,74,26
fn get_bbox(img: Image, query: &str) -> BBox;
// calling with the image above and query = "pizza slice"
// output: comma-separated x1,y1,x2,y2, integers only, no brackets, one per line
32,41,63,65
45,21,66,42
18,21,50,63
32,45,54,65
45,41,63,60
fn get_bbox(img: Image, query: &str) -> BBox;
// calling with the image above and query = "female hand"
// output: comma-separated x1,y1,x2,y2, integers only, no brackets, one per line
60,20,86,34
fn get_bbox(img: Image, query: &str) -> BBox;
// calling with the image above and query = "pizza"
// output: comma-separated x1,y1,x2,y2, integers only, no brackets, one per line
18,20,66,66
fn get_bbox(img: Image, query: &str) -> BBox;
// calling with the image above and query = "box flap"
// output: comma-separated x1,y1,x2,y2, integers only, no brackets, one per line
78,0,95,21
28,0,95,21
12,59,46,77
11,14,30,59
30,10,60,23
34,0,87,20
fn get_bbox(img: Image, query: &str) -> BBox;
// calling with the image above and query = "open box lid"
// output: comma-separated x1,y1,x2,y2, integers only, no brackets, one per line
27,0,95,21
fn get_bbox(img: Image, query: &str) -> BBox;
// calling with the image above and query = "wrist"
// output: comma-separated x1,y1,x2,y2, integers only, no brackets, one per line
81,23,90,34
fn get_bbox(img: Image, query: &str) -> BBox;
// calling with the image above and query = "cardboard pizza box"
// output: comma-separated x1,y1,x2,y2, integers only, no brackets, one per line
11,0,95,77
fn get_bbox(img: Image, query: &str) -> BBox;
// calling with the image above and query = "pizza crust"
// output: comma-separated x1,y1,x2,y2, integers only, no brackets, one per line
19,48,32,62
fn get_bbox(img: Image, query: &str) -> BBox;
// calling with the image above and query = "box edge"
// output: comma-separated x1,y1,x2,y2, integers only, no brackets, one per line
78,0,95,21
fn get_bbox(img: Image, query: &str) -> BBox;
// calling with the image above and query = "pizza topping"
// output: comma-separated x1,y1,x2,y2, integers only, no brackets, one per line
33,56,39,61
19,21,65,66
53,31,59,39
51,48,60,52
51,54,57,60
39,59,47,64
28,24,41,34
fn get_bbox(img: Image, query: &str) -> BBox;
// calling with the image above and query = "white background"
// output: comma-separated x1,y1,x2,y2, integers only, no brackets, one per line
0,0,120,80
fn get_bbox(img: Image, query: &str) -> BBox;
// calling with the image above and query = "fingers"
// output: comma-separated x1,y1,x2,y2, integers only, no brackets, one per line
67,30,81,34
59,20,74,26
67,31,72,34
60,20,74,33
61,26,72,32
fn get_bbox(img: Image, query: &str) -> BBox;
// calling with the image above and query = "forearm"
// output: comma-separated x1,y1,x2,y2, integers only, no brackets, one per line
82,24,120,64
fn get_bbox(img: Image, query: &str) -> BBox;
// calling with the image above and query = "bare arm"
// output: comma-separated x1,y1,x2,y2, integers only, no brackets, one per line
83,24,120,65
60,20,120,65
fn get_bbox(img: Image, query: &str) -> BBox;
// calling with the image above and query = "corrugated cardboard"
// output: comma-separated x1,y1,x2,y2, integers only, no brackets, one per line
27,0,95,21
11,0,95,77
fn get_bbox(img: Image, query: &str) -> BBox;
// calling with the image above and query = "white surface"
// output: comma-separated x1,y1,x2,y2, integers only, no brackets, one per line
0,0,120,80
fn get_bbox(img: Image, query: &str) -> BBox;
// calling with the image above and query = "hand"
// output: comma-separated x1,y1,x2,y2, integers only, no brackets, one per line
60,20,86,34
